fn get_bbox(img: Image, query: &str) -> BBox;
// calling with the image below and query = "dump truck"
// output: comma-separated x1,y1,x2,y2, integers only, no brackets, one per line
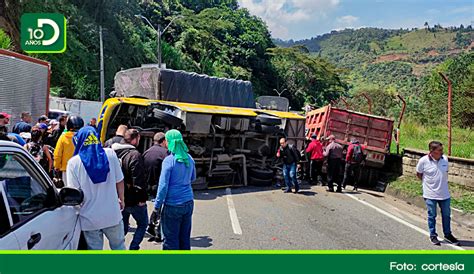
0,49,50,129
305,104,395,188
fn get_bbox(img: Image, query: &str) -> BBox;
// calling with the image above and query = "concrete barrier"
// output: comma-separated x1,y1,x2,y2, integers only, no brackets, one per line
402,148,474,190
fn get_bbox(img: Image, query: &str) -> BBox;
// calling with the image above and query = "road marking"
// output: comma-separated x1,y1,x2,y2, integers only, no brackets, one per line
226,188,243,235
345,193,465,250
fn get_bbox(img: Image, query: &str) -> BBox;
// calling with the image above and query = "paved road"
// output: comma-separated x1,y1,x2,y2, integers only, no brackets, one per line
123,184,473,250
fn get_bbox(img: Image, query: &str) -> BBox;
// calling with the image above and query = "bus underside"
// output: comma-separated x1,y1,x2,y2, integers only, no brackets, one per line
105,102,305,190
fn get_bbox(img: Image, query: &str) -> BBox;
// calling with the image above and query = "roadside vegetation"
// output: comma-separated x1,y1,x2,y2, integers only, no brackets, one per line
390,120,473,159
390,175,474,213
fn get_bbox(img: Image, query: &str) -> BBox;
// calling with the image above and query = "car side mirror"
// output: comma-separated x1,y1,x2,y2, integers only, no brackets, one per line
59,187,84,206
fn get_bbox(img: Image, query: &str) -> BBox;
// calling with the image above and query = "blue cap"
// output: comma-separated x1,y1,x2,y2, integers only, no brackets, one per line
38,123,48,130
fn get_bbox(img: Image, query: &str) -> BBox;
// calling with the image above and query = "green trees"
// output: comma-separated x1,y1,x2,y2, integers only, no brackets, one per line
6,0,280,102
417,53,474,127
0,29,12,49
267,46,347,109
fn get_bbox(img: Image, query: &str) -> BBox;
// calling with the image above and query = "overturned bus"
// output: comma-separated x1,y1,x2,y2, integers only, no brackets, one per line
98,67,305,189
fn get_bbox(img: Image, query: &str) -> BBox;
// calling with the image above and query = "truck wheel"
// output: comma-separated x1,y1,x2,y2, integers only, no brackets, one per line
258,125,281,134
153,109,183,126
248,176,273,186
257,144,271,157
256,114,281,126
248,167,274,180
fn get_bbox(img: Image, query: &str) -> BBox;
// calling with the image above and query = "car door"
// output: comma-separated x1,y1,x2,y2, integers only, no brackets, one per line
0,149,80,250
0,183,20,249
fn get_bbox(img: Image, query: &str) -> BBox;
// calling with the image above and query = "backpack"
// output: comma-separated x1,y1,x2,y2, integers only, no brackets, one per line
351,144,364,163
27,142,49,171
27,142,44,163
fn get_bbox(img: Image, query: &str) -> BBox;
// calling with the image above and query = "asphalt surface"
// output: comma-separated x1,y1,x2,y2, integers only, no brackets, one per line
123,183,474,250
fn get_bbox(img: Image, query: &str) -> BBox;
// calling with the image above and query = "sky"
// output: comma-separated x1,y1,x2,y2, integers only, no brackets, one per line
237,0,474,40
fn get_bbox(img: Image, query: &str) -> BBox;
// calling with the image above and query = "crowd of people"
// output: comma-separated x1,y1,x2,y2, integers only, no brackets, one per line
0,111,196,250
277,133,365,194
1,111,460,248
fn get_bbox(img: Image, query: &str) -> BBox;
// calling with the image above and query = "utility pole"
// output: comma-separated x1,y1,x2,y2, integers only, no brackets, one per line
439,72,452,156
135,15,182,68
157,24,161,68
99,25,105,103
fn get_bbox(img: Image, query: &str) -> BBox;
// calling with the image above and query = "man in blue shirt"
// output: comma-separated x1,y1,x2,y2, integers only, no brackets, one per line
12,112,32,134
152,129,195,250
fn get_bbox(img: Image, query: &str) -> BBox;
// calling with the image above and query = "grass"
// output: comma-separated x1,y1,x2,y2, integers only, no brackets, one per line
390,120,474,159
385,30,456,52
390,175,474,213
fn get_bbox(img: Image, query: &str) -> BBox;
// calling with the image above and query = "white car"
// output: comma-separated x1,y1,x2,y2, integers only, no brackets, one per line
0,141,83,250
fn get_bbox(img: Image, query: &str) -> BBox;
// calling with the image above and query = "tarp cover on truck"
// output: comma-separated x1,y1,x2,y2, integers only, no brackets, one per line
114,66,255,108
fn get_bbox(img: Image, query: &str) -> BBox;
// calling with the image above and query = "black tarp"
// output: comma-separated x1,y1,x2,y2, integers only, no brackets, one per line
115,67,255,108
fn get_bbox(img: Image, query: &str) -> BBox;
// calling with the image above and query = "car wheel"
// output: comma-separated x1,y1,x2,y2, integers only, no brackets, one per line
248,167,274,180
153,109,183,126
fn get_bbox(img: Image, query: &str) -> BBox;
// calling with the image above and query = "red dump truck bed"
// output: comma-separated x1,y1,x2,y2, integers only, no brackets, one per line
306,105,394,167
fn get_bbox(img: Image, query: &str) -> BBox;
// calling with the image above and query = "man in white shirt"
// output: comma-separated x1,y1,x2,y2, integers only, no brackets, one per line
67,126,126,250
416,141,459,246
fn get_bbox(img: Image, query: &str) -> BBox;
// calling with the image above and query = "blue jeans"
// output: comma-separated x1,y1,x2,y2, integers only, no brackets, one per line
83,221,125,250
282,163,299,191
161,200,194,250
425,198,452,237
122,205,148,250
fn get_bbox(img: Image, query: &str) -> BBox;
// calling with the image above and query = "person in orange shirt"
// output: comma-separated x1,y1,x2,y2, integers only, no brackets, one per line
54,116,84,184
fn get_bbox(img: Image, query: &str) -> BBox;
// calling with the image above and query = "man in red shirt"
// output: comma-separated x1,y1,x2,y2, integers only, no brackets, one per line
342,138,365,191
305,133,324,185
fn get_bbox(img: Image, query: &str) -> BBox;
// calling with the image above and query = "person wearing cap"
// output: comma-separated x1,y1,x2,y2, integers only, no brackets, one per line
143,132,168,242
66,126,126,250
49,115,67,148
305,133,324,185
12,112,32,134
151,129,196,250
54,116,84,184
0,112,11,134
43,119,59,147
323,135,344,192
36,122,48,133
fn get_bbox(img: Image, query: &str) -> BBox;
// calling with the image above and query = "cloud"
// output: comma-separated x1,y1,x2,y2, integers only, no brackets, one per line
238,0,340,39
335,15,360,29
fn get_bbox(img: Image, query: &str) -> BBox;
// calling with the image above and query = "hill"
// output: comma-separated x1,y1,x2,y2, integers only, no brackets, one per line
275,26,474,127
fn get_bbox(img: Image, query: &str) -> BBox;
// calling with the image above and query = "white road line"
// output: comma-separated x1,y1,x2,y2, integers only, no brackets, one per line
226,188,243,235
345,193,465,251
